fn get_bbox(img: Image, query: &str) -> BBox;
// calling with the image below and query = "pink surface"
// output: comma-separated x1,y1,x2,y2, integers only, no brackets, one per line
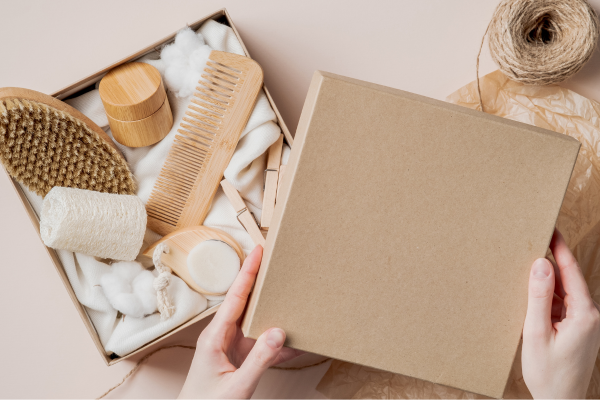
1,1,600,398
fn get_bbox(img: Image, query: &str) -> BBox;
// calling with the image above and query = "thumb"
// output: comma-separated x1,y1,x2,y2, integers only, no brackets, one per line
523,258,555,341
231,328,286,395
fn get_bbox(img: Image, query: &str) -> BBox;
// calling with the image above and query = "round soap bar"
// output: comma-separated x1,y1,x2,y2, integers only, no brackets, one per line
187,240,241,294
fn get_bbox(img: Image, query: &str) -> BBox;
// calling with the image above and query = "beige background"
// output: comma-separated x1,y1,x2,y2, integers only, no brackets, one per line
1,1,600,398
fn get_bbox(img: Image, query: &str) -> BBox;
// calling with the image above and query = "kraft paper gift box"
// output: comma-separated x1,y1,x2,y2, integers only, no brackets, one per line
2,8,293,366
242,71,580,398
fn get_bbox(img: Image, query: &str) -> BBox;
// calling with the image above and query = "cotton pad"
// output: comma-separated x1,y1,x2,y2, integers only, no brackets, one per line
187,240,240,294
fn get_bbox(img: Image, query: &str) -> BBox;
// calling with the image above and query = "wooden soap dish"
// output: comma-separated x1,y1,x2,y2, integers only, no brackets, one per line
143,226,245,296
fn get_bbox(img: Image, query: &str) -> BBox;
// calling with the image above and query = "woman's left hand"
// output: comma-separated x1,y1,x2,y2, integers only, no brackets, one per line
179,245,303,399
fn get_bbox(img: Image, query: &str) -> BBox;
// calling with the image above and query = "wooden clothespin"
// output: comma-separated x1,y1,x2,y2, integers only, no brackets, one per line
260,134,284,230
220,179,266,247
276,165,286,205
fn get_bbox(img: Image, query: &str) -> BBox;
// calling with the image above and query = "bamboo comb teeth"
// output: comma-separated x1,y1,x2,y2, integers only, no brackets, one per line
146,51,263,236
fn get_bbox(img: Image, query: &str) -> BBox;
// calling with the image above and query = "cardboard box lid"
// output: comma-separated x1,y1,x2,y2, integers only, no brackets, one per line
242,71,580,398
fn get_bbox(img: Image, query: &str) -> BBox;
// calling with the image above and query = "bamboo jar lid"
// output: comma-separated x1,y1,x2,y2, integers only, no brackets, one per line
99,62,173,147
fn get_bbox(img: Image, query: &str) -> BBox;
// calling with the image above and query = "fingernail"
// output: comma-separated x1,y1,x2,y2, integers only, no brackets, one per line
532,258,551,278
266,328,285,349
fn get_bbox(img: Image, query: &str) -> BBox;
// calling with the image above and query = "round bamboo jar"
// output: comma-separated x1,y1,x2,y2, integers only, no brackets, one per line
99,62,173,147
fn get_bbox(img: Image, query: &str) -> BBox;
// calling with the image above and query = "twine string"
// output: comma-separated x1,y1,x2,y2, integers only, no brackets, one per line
476,21,492,113
152,243,176,320
97,345,196,399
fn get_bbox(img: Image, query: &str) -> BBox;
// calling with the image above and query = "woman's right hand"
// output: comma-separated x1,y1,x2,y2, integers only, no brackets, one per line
522,229,600,399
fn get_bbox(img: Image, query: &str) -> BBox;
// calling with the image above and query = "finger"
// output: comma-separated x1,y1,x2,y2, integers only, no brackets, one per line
231,328,285,395
214,246,263,327
523,258,555,342
550,229,593,307
233,337,305,367
272,347,305,366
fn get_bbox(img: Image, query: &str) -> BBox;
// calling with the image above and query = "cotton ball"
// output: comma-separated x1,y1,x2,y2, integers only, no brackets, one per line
101,270,132,298
161,44,187,66
111,260,142,283
181,68,202,98
100,261,158,318
164,62,188,95
132,269,158,315
111,292,145,318
187,240,240,294
175,27,205,56
189,45,212,71
160,28,214,98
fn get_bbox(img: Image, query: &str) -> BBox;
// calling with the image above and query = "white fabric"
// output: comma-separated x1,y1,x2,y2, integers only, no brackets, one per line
19,19,289,356
40,187,146,261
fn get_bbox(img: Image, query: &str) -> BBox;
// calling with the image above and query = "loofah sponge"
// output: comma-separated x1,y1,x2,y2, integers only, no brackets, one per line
40,187,146,261
0,89,136,197
100,261,157,318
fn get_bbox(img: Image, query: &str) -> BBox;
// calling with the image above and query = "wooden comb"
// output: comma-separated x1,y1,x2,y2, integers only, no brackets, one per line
146,51,263,236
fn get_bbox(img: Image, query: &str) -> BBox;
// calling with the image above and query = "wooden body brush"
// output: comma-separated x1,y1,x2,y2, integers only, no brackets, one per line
0,87,135,197
145,50,263,236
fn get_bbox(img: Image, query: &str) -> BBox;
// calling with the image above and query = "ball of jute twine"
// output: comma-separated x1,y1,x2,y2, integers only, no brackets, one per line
476,0,599,112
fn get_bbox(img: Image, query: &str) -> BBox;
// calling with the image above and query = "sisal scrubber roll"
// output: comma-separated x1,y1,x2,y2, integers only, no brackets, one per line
40,187,146,261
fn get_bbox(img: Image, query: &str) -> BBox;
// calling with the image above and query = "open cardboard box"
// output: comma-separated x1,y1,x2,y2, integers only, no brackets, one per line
242,71,580,398
3,8,293,366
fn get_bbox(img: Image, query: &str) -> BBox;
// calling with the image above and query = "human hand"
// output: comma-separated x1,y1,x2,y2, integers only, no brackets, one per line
178,245,302,399
522,229,600,399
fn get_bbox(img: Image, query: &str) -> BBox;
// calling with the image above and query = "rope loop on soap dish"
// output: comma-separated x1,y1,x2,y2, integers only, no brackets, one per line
152,242,176,320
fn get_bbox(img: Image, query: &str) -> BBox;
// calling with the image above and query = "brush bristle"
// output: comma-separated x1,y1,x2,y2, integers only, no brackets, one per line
0,98,136,197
